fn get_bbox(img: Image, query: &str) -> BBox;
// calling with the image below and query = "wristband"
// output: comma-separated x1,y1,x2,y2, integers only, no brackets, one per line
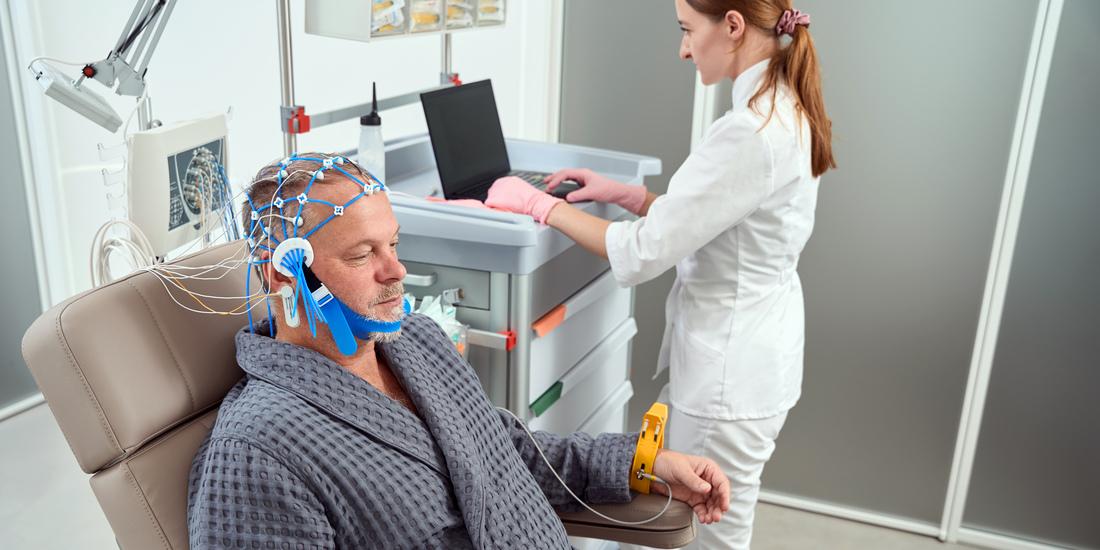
629,402,668,494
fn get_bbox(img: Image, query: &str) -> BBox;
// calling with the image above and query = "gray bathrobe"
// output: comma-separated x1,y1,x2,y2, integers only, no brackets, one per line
187,313,635,549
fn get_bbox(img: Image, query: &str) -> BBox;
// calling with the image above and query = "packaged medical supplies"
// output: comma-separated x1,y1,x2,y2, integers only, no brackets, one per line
410,0,444,32
371,0,407,36
408,293,469,357
476,0,504,25
445,1,475,29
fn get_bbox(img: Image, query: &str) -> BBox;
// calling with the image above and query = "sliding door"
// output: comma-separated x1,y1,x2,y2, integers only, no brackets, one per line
962,2,1100,546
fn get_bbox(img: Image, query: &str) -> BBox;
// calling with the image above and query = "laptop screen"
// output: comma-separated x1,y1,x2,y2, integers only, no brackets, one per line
421,80,511,198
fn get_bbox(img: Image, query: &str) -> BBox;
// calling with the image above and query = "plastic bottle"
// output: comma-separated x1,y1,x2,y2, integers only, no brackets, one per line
358,82,384,185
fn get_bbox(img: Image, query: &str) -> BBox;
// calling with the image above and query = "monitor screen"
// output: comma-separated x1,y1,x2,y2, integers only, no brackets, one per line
421,80,510,197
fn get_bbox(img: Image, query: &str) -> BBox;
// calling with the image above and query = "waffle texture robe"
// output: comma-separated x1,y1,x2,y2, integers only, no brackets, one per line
187,314,635,549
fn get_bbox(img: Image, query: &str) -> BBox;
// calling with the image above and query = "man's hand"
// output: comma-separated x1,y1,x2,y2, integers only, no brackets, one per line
650,449,730,524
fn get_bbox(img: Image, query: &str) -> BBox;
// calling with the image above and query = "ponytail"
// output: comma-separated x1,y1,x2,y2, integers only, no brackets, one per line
756,24,836,177
687,0,836,177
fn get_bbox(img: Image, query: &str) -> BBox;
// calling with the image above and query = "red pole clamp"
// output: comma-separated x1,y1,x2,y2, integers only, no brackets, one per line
286,106,311,134
499,330,516,352
449,73,463,87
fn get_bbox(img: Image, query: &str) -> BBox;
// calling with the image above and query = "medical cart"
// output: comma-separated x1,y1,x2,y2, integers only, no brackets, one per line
378,134,660,436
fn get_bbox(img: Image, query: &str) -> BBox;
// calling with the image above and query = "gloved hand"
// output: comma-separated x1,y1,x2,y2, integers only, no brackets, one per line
425,196,492,210
545,168,647,215
485,176,563,224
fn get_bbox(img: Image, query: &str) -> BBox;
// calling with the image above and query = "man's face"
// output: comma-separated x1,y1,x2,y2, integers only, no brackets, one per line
288,176,407,324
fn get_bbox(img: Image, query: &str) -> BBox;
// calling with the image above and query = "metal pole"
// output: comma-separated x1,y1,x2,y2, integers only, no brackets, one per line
276,0,297,156
440,32,452,84
137,96,150,130
507,274,532,420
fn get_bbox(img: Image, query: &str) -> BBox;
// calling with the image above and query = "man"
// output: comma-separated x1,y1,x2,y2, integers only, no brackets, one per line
187,154,730,549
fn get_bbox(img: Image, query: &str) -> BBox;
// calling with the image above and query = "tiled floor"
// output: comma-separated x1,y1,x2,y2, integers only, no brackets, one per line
753,503,973,550
1,403,978,550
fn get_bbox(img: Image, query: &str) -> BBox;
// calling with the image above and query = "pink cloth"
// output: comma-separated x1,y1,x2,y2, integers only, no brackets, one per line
775,9,810,36
425,196,493,210
484,176,564,224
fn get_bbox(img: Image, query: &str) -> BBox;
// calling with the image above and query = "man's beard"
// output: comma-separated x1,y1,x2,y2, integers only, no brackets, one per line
358,283,406,343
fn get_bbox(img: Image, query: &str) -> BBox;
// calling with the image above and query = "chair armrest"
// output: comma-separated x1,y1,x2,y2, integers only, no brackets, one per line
557,493,696,548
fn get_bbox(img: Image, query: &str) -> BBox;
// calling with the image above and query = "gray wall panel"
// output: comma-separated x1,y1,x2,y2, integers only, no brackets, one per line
0,33,44,409
963,2,1100,547
760,0,1038,523
559,0,696,427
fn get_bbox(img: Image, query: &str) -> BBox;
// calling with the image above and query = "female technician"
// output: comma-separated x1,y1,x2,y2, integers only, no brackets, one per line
485,1,835,547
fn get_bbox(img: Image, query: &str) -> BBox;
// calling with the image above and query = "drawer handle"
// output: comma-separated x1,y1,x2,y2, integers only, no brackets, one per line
404,272,437,287
532,305,566,337
530,381,563,417
468,329,516,351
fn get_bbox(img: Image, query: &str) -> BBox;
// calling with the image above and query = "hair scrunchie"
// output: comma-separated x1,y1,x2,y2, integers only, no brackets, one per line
776,8,811,36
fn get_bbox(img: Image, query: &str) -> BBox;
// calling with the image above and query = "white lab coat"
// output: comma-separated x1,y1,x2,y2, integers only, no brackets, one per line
606,60,819,421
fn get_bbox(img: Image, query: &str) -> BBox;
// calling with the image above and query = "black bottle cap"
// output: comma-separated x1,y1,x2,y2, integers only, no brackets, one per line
360,82,382,126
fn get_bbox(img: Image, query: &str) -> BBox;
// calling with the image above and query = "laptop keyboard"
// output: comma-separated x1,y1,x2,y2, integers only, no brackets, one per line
454,171,552,202
510,171,550,191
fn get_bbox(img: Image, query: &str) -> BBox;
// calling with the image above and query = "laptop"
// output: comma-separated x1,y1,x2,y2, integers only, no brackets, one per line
421,80,578,202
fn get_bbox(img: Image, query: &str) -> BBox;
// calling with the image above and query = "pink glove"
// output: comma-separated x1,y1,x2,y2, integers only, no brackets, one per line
485,176,564,224
545,168,647,215
425,196,492,210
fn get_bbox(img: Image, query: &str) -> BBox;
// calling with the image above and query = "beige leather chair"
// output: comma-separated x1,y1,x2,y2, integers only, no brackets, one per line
22,242,695,549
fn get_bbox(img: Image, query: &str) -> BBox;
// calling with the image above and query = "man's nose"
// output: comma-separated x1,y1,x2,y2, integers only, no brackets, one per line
379,249,407,284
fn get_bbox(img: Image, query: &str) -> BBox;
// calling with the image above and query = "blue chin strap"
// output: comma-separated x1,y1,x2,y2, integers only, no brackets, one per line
271,255,410,357
248,153,401,356
302,264,410,355
340,295,412,340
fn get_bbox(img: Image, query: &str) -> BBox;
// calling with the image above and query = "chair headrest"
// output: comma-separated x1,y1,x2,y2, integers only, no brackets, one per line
21,242,256,473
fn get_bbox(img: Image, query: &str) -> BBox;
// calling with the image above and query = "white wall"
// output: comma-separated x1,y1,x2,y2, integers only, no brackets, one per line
11,0,559,303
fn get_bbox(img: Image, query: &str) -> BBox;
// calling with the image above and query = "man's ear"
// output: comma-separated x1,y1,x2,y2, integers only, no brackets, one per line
257,251,294,292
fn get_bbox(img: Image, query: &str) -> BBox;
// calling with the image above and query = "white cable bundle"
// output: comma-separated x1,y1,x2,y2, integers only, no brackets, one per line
89,218,157,287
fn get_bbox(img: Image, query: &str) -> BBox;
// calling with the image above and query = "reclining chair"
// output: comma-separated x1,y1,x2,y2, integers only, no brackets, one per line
21,242,695,549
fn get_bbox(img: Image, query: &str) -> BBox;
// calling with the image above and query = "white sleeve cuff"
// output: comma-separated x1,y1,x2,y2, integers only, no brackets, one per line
605,220,640,288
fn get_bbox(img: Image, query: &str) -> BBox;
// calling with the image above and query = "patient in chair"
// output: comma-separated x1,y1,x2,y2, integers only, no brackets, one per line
186,154,729,549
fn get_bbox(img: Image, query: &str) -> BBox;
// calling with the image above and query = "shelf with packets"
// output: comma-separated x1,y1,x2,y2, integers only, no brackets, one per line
305,0,506,43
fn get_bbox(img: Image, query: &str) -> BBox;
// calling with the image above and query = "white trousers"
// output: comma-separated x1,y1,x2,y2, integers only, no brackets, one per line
624,388,788,550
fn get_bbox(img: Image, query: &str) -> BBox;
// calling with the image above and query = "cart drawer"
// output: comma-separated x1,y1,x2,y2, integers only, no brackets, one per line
578,381,633,436
528,329,632,434
401,260,491,310
529,281,632,399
